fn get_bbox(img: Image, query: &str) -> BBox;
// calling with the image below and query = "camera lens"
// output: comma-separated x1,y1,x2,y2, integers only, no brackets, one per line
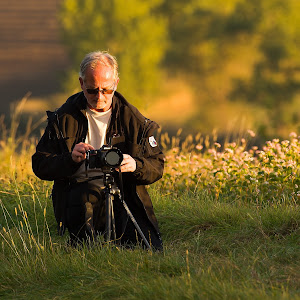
105,150,122,167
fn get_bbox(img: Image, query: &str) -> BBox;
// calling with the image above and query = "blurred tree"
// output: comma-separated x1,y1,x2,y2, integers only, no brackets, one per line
224,0,262,34
161,0,244,75
58,0,300,136
230,0,300,132
59,0,167,106
159,0,300,137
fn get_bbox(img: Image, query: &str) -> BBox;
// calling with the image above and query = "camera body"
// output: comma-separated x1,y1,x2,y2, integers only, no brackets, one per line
86,145,123,170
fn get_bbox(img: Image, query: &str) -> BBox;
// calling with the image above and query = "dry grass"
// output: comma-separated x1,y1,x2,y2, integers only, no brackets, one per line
0,95,46,181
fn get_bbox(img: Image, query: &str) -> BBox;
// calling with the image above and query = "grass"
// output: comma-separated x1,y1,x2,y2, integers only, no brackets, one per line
0,179,298,299
0,100,299,299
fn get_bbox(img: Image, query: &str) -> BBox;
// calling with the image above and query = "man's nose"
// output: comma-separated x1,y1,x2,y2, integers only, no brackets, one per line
96,91,105,99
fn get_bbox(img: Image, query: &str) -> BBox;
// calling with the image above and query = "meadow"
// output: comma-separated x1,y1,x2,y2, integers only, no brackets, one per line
0,104,299,299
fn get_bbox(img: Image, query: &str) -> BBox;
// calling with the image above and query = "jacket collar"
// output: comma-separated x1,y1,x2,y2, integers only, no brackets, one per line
75,91,120,117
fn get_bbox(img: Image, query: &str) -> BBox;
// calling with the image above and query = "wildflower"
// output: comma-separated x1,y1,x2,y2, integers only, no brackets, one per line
225,148,234,154
281,140,289,147
243,155,254,162
196,144,203,151
208,149,217,155
247,129,256,137
214,142,221,148
228,142,237,148
289,132,297,138
286,160,296,168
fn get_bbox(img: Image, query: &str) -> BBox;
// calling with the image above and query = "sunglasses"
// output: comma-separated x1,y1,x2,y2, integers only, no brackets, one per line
86,86,115,95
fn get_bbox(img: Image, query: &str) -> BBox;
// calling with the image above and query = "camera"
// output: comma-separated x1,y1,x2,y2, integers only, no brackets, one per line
86,145,123,170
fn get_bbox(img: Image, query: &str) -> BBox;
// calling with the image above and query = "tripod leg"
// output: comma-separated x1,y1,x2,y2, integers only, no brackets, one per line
105,190,112,242
111,195,117,241
121,200,151,250
116,173,152,250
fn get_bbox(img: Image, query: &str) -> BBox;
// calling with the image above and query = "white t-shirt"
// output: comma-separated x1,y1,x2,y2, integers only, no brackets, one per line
85,106,112,148
73,107,112,188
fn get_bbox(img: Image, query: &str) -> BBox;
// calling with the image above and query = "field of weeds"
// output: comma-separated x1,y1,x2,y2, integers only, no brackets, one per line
0,102,299,299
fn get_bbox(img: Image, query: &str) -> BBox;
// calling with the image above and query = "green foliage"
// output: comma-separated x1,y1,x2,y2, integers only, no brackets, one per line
161,0,260,74
58,0,300,136
59,0,167,106
230,1,300,128
162,0,300,137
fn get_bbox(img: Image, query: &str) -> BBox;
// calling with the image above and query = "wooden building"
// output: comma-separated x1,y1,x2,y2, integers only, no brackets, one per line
0,0,69,114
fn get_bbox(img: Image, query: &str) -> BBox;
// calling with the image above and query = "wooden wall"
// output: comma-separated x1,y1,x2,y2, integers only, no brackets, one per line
0,0,69,113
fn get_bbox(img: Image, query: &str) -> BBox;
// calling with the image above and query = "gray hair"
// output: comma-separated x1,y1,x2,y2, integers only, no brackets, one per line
79,51,119,81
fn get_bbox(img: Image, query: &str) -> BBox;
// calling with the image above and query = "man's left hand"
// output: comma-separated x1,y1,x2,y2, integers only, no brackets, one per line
118,154,136,172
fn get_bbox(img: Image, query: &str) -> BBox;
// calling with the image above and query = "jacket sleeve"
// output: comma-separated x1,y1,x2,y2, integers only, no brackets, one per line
132,129,164,185
32,123,82,181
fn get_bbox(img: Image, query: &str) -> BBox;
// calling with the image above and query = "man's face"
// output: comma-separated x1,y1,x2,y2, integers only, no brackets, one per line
79,64,118,112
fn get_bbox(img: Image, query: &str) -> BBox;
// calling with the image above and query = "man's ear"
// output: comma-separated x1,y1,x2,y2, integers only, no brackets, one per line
79,77,84,89
115,77,120,88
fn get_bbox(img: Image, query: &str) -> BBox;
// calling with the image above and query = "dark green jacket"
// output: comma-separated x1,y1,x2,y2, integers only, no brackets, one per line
32,91,164,235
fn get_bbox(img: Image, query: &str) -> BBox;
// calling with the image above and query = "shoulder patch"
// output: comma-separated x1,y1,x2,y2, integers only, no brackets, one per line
149,136,158,147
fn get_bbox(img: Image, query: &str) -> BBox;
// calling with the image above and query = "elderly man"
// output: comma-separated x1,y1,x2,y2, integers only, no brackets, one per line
32,51,164,250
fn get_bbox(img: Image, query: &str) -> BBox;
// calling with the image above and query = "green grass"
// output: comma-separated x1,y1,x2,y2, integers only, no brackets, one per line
0,178,299,300
0,103,299,299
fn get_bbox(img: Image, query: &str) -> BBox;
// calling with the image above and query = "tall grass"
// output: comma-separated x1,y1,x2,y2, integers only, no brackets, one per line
0,99,299,299
0,94,46,181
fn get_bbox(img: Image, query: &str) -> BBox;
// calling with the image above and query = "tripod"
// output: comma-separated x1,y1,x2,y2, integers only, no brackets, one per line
103,171,151,249
77,170,151,250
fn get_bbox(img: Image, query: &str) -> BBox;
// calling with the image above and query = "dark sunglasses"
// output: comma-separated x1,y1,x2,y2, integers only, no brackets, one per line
86,87,115,95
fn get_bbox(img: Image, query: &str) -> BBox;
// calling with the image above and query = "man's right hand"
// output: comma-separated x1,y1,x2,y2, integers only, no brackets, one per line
71,142,95,163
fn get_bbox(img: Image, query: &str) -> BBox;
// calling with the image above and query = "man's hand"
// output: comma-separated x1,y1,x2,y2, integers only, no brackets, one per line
71,142,95,163
118,154,137,173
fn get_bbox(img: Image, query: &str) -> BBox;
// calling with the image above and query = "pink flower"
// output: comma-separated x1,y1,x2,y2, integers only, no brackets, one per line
247,129,256,137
